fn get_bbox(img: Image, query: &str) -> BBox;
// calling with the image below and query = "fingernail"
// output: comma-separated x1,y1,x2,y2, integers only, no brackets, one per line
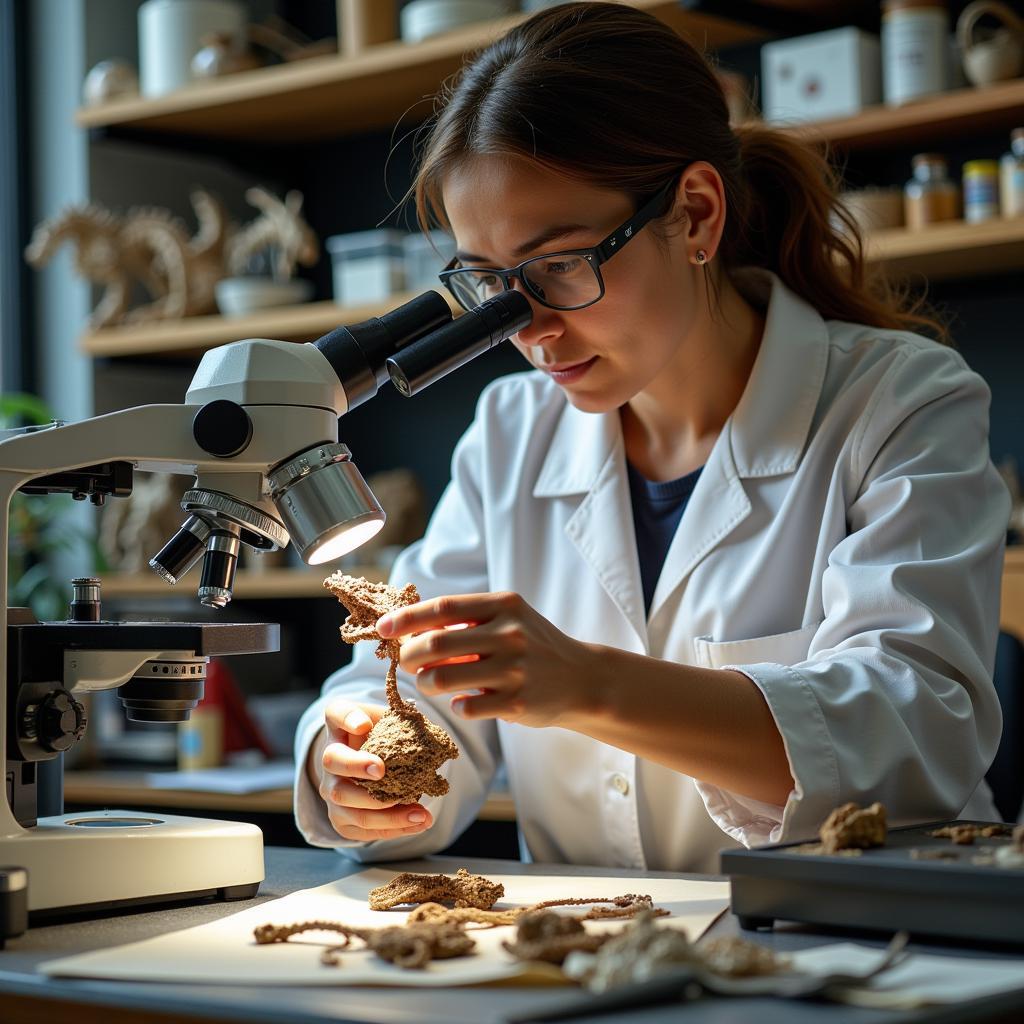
407,811,426,824
343,710,370,731
376,614,393,637
365,762,383,778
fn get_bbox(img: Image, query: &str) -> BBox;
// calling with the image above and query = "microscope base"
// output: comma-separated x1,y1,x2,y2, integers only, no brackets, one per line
0,809,264,914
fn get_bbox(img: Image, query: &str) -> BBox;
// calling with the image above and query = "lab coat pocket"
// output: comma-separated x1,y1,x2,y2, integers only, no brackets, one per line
693,621,822,670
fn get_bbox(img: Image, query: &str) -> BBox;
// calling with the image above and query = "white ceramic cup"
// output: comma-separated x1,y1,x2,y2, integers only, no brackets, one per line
138,0,246,97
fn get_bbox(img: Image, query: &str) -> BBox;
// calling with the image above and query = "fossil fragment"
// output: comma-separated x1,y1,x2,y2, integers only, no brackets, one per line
368,868,504,911
928,823,1013,845
819,802,887,854
502,911,612,965
562,911,790,992
696,936,788,978
253,918,474,969
406,892,668,928
324,572,460,803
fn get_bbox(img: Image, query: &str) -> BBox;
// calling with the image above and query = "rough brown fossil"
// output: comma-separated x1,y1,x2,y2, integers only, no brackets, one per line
253,919,475,970
323,572,459,803
368,868,504,911
501,911,612,965
819,802,887,854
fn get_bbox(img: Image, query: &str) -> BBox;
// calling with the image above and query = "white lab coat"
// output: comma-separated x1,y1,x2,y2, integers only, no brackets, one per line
294,268,1009,874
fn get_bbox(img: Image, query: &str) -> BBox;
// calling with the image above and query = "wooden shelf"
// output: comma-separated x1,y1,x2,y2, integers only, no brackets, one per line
781,78,1024,152
862,216,1024,281
64,770,516,821
98,566,387,600
80,291,458,358
74,1,764,142
79,219,1024,359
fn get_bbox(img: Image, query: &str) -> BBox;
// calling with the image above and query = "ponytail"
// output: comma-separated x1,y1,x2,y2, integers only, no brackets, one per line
729,124,947,342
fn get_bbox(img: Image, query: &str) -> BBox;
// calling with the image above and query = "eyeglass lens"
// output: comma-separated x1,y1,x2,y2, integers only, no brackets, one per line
448,253,601,310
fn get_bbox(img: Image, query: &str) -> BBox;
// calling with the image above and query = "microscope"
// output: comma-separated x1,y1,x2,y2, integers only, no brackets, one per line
1,288,530,923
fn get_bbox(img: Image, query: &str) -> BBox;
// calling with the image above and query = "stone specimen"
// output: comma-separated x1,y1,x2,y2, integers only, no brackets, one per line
562,911,790,992
819,802,887,854
368,868,504,911
696,936,788,977
253,919,474,970
928,823,1013,845
502,911,611,965
407,892,667,928
324,572,460,804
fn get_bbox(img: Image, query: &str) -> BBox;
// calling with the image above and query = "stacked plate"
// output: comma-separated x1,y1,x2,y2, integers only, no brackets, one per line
400,0,516,44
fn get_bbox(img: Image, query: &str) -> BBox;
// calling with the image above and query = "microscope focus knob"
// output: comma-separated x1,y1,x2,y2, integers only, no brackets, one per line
32,691,88,753
192,400,253,458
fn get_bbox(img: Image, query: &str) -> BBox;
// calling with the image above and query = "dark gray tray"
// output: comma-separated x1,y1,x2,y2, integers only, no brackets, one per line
720,819,1024,946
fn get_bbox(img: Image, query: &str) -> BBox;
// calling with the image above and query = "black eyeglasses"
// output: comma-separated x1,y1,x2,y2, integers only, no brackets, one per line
438,179,676,313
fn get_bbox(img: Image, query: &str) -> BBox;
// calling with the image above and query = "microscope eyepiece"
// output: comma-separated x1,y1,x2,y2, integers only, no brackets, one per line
386,290,532,397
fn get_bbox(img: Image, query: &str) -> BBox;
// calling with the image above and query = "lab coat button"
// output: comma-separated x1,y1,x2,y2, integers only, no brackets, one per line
611,773,630,796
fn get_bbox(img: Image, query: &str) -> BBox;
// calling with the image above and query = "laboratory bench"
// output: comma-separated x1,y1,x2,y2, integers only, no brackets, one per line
1,848,1023,1024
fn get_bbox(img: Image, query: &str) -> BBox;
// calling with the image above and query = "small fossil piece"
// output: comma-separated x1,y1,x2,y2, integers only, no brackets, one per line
909,847,959,861
368,868,504,911
324,573,460,804
696,936,791,978
563,912,790,992
819,802,887,854
253,918,475,970
928,823,1013,845
502,911,611,965
406,893,668,928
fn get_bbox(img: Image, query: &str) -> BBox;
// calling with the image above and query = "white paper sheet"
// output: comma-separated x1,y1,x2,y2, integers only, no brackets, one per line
790,944,1024,1009
40,868,730,987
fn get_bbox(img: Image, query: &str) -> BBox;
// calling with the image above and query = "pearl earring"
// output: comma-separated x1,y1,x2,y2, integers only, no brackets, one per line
695,249,708,265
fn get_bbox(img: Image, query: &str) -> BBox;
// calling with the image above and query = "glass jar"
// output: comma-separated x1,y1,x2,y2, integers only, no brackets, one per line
1000,128,1024,219
881,0,950,106
904,154,960,230
963,160,1000,223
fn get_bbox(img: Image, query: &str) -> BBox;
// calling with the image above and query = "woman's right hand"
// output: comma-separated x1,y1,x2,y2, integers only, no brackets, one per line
307,698,435,842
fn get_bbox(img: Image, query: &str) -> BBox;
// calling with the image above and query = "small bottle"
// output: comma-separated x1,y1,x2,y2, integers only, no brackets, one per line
963,160,1000,224
904,154,960,230
1001,128,1024,219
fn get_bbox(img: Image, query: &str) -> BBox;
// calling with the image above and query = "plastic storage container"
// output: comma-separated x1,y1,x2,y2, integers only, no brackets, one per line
327,229,406,305
402,231,457,292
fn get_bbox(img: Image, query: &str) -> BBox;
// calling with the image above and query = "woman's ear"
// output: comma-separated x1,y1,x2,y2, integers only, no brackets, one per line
672,161,727,265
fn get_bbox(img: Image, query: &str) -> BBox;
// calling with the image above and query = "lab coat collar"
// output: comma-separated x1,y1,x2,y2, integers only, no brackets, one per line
533,268,830,499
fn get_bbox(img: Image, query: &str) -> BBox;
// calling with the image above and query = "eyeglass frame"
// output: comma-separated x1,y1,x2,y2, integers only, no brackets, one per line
437,177,678,312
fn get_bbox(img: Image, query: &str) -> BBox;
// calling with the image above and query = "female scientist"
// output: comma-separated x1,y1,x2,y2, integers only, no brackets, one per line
294,2,1010,872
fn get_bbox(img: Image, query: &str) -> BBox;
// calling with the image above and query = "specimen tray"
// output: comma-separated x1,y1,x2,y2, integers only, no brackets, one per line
721,819,1024,945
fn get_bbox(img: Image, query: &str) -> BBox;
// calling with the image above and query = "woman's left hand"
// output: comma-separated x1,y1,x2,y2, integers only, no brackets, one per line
376,592,599,727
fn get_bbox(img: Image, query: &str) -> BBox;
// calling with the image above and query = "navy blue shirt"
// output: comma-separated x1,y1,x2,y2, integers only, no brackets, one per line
626,461,703,614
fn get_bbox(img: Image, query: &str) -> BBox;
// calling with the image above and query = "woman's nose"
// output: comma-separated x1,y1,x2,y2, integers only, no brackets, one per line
510,282,563,348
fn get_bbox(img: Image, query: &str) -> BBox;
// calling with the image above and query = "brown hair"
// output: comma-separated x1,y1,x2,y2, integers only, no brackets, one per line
411,1,946,342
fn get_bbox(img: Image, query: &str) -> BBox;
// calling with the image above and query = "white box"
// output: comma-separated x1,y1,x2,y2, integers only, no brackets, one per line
402,230,456,292
761,28,881,124
326,230,406,305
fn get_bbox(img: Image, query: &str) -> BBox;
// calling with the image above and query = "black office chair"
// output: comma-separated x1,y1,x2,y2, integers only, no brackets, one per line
987,630,1024,823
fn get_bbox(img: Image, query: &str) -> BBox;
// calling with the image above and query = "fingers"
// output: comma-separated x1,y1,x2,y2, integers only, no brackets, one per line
320,776,435,842
378,591,522,640
451,689,524,722
324,698,386,749
400,627,491,675
416,657,511,696
322,739,386,781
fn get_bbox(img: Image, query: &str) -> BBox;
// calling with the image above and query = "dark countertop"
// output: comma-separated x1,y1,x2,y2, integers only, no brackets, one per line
1,847,1023,1024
